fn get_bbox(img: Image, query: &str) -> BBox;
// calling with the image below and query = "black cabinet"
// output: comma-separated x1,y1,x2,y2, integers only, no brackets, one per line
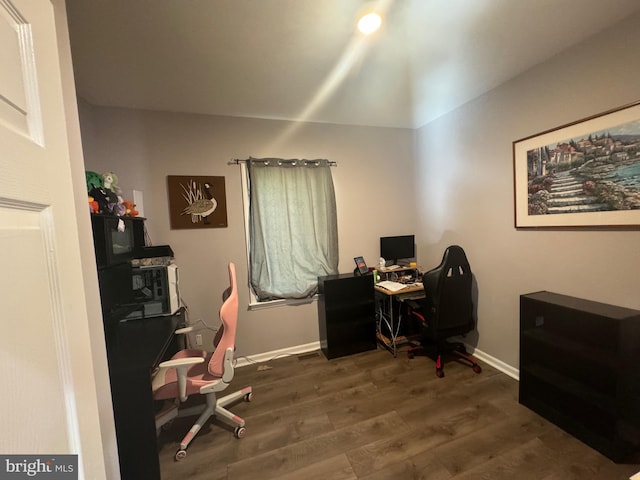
91,213,182,478
520,291,640,462
318,273,376,359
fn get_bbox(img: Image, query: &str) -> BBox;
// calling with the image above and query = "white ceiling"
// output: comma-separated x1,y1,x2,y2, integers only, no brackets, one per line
65,0,640,129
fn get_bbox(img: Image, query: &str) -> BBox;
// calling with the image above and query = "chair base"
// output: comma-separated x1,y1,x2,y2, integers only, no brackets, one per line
408,340,481,378
156,385,253,461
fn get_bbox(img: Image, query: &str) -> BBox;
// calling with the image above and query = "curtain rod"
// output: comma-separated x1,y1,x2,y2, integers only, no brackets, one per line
228,158,337,167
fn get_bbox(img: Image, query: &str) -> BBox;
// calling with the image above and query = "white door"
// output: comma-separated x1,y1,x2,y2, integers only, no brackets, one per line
0,1,108,478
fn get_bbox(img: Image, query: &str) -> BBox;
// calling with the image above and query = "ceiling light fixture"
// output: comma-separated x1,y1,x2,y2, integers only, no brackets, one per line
357,12,382,35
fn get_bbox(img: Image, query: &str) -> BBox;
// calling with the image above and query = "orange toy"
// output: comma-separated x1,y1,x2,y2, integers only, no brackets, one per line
88,196,99,214
123,200,139,216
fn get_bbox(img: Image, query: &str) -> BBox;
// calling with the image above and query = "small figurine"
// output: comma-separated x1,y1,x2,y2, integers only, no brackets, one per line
88,196,99,214
102,172,117,191
123,200,139,216
86,171,103,192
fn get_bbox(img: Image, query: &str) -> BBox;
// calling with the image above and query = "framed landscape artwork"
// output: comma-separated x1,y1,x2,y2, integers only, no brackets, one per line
513,101,640,228
167,175,228,229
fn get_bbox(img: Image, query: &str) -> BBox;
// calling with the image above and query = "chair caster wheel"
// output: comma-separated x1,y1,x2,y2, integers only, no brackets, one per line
436,369,444,378
245,392,253,402
175,449,187,461
472,365,482,374
234,426,246,439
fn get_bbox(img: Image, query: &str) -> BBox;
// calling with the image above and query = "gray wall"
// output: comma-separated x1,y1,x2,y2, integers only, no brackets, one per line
79,107,416,359
414,12,640,369
79,12,640,372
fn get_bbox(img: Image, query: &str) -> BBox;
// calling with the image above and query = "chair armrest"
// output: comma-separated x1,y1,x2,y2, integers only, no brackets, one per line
406,300,426,324
158,356,204,369
174,326,194,335
153,357,205,402
222,347,234,383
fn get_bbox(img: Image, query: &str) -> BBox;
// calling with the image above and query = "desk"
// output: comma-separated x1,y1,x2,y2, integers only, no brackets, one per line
104,310,184,480
374,283,424,356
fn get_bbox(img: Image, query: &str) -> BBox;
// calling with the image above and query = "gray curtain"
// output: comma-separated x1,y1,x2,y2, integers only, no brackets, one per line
248,158,339,301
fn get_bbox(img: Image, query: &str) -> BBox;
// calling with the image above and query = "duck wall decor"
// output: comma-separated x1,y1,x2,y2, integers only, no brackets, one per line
181,181,217,223
167,175,228,229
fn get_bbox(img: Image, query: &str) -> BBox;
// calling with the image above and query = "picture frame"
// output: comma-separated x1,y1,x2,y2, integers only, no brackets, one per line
353,256,369,275
167,175,228,229
513,101,640,228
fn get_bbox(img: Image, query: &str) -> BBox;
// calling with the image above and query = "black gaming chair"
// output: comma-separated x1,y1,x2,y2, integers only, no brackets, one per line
406,245,481,378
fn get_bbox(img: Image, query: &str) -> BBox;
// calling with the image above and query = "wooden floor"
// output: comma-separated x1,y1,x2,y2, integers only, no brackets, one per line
158,346,640,480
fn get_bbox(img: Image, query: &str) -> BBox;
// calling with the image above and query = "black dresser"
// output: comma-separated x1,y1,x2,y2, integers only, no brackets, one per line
317,273,376,359
519,291,640,462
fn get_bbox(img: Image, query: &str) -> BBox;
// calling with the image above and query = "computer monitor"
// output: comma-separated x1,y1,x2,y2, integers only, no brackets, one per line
380,235,415,265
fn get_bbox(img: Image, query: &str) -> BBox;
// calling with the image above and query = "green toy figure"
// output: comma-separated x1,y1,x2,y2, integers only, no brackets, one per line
85,171,103,192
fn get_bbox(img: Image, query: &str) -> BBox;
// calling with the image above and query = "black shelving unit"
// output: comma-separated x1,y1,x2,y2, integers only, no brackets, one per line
519,291,640,462
90,213,183,479
317,273,376,359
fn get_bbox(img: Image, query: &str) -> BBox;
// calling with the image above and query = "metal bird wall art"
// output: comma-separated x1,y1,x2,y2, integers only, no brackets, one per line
167,175,228,229
181,181,218,224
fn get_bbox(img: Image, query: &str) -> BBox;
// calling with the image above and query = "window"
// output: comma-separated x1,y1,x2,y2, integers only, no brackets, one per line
242,158,338,303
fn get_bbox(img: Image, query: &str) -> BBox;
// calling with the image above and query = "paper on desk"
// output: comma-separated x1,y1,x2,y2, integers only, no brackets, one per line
376,280,407,292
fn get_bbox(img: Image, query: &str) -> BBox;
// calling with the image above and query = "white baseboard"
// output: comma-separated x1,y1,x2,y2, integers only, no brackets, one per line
464,343,519,381
235,341,321,368
236,340,520,382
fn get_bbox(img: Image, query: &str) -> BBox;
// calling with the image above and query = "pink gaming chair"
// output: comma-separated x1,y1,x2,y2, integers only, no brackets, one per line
152,262,252,461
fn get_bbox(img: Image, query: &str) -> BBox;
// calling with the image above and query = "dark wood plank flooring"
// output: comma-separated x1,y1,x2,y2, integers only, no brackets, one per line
157,347,640,479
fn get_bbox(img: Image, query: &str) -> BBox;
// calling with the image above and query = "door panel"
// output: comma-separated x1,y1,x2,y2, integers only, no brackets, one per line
0,0,43,142
0,205,71,451
0,1,108,477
